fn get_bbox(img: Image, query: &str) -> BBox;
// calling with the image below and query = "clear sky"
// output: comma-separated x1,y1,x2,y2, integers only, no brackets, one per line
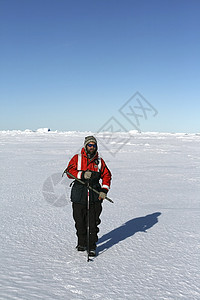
0,0,200,133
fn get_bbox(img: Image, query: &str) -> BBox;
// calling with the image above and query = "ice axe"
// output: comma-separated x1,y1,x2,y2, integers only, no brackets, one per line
62,168,114,203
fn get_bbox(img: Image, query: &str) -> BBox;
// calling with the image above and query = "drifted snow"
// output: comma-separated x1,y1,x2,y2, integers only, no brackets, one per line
0,131,199,299
36,128,51,133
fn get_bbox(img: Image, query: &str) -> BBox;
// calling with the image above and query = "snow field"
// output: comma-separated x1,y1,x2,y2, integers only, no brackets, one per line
0,131,200,299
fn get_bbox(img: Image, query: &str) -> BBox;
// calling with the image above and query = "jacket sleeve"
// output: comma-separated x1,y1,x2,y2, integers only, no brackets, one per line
66,154,83,180
100,159,112,192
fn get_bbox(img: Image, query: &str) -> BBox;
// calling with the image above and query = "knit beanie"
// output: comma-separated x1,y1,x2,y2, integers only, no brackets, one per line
84,136,97,149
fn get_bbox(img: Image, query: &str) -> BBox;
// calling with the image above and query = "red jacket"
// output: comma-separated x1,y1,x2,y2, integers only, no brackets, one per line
67,147,111,192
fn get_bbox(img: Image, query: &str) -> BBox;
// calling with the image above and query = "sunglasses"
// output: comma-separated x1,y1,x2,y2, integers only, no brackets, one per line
87,143,97,148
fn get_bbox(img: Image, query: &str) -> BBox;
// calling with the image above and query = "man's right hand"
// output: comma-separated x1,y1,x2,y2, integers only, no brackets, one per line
83,170,92,180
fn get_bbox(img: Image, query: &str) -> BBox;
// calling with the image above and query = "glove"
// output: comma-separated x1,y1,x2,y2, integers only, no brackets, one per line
98,188,107,200
98,192,106,200
83,170,92,180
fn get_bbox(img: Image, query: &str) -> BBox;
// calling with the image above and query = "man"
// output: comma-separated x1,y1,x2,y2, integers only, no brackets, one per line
66,136,112,257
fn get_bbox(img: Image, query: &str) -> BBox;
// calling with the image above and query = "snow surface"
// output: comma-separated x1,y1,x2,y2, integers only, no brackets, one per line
0,130,200,300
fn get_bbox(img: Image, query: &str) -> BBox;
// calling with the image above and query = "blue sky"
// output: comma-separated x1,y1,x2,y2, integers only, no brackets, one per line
0,0,200,133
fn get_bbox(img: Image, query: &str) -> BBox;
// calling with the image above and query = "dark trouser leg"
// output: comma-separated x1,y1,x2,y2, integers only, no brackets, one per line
72,202,102,249
89,202,102,250
72,203,87,247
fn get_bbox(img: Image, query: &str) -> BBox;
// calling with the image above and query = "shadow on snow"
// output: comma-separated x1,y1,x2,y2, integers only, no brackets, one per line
97,212,161,254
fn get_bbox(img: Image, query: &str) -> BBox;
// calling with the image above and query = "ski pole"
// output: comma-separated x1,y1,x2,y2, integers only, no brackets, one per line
62,169,114,203
86,181,90,262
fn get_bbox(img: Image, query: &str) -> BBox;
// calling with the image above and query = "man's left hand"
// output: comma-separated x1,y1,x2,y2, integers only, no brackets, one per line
98,191,106,200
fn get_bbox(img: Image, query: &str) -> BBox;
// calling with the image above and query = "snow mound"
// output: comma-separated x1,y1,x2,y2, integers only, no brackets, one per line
36,128,51,133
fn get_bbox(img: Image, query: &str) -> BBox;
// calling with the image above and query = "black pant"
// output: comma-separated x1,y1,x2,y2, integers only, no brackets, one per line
72,202,102,250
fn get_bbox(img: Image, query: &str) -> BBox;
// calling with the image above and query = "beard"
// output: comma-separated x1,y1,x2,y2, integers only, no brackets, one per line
86,147,97,158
